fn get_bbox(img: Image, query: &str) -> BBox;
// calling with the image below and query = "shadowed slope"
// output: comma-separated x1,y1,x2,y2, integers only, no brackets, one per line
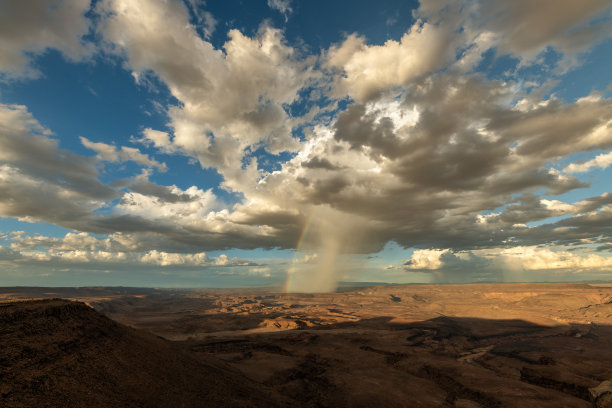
0,299,287,407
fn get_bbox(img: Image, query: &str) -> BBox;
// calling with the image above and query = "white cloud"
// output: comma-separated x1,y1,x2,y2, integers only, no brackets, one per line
140,250,209,266
10,231,112,252
3,230,259,270
325,0,612,101
404,249,450,270
138,128,175,153
115,185,217,221
249,267,271,277
292,253,318,264
80,136,167,171
97,0,311,191
564,151,612,173
540,199,576,214
185,0,217,40
201,11,217,39
418,0,612,71
1,0,612,286
46,249,127,264
326,23,455,101
267,0,292,20
89,0,612,259
0,0,93,79
399,246,612,283
0,104,113,225
498,246,612,271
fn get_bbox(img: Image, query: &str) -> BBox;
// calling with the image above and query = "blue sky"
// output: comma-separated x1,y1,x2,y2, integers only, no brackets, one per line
0,0,611,289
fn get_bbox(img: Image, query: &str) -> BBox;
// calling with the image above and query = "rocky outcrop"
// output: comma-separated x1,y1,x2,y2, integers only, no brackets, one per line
0,299,288,408
591,380,612,408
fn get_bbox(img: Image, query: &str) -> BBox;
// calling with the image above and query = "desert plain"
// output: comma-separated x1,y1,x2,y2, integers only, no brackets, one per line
2,283,612,407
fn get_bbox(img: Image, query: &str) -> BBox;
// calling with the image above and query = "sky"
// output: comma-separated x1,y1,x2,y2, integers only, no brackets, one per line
0,0,611,290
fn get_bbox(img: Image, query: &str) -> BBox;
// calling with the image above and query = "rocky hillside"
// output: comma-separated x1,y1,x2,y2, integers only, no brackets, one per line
0,299,287,407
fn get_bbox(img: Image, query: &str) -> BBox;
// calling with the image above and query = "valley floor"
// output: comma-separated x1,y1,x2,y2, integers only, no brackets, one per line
2,283,612,407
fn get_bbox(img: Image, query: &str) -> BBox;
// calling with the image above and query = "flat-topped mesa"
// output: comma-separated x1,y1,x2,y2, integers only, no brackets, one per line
1,298,98,321
0,298,122,341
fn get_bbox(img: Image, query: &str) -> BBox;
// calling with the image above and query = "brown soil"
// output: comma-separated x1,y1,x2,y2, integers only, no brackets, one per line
0,298,289,407
2,283,612,407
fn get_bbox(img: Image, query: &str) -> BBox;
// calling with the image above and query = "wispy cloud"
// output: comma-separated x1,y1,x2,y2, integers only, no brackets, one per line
267,0,292,21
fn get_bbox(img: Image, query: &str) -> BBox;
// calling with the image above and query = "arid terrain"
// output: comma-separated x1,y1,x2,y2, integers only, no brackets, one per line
2,283,612,407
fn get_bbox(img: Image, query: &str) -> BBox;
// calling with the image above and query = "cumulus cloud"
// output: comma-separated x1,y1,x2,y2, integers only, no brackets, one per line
1,0,612,283
0,246,22,262
418,0,612,71
404,249,451,270
498,246,612,271
4,5,612,258
137,128,175,153
564,151,612,173
13,248,251,269
249,267,271,277
116,186,217,221
266,75,611,252
292,253,319,264
0,104,114,225
401,245,612,283
80,136,167,171
326,24,455,101
89,0,612,258
97,0,311,194
4,231,259,270
141,250,206,266
0,103,295,253
0,0,93,79
325,0,612,102
10,231,112,252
